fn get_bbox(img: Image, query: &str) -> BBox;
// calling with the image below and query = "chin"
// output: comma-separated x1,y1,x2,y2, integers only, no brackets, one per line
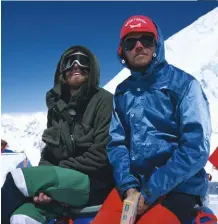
135,62,149,68
72,79,87,86
68,77,85,83
137,62,149,67
138,57,153,65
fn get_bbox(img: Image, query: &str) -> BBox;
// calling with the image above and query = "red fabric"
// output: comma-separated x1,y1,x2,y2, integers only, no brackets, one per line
195,210,217,224
137,204,180,224
92,188,181,224
120,16,158,41
92,188,123,224
209,147,218,169
118,15,158,56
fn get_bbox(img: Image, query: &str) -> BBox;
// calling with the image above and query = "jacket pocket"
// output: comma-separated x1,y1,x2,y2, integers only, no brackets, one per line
142,137,176,168
42,124,69,161
42,125,61,146
73,123,94,147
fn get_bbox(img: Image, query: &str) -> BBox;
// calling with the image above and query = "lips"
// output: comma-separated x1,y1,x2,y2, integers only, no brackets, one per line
70,72,83,77
135,53,148,57
134,53,149,60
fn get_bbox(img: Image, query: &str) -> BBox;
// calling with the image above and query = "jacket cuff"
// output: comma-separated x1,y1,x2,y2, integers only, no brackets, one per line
118,175,141,198
141,182,160,205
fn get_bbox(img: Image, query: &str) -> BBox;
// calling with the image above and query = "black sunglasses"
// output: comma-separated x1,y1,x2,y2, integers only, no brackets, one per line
122,35,156,52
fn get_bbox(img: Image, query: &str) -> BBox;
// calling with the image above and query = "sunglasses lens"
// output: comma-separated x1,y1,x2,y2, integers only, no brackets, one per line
63,53,90,72
122,35,155,52
140,35,155,48
122,38,137,51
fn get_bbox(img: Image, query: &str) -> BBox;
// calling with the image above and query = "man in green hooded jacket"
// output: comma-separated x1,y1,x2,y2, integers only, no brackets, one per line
1,45,114,224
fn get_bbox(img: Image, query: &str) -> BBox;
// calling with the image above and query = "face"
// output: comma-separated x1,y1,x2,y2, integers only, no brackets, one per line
62,52,90,89
65,63,88,89
122,32,156,71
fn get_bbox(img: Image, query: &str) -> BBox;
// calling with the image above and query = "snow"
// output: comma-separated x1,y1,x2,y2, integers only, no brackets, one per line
1,112,46,166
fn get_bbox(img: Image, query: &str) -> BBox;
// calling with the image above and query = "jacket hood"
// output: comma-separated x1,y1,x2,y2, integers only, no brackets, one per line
119,20,167,79
45,45,100,112
54,45,100,94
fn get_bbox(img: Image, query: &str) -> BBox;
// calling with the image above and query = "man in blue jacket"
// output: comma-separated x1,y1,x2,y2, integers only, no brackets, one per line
92,15,212,224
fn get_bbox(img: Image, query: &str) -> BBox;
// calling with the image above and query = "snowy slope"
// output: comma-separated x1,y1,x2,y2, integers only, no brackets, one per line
1,113,47,166
1,7,218,181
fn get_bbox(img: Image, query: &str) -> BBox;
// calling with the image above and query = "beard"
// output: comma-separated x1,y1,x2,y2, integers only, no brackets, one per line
123,54,153,72
126,60,152,72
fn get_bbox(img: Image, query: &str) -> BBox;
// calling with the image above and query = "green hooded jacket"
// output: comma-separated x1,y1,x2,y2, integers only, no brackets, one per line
39,46,114,198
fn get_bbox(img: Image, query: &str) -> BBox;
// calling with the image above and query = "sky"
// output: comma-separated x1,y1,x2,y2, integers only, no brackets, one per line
1,1,218,113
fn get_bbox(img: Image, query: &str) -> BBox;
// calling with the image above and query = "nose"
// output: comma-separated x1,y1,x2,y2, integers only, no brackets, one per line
73,62,79,69
135,40,143,52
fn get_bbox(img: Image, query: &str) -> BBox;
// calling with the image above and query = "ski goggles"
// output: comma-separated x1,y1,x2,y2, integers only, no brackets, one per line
121,35,155,52
62,52,90,72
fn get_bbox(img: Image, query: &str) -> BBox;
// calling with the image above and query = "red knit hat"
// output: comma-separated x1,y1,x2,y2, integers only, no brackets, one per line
118,15,158,56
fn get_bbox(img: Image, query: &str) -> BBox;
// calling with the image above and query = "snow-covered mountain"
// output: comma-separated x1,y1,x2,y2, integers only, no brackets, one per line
2,8,218,181
1,113,47,165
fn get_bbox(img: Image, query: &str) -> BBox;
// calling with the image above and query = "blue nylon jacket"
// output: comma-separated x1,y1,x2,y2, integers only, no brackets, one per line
107,23,212,205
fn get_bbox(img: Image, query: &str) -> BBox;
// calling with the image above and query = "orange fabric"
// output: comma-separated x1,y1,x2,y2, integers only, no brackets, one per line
92,188,123,224
92,188,181,224
137,204,180,224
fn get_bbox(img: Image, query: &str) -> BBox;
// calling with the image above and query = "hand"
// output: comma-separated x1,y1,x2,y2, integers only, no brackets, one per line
137,194,150,216
33,193,52,204
126,188,138,198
